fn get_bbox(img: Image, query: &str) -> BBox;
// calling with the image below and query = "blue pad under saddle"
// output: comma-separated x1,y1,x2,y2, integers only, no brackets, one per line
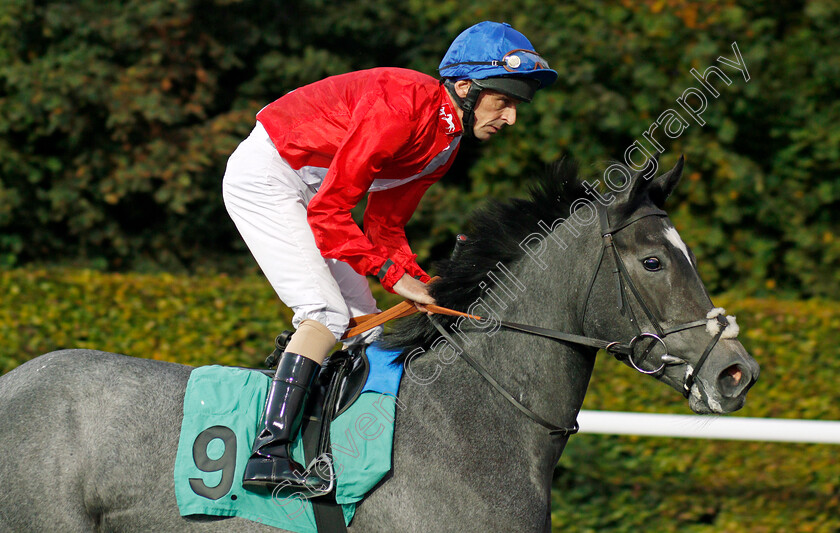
173,343,403,532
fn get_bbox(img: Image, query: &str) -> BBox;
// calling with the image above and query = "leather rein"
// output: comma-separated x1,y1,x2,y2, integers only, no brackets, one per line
343,204,735,437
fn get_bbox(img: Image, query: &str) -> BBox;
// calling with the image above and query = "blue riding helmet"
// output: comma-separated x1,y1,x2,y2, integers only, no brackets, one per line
439,21,558,89
439,21,557,138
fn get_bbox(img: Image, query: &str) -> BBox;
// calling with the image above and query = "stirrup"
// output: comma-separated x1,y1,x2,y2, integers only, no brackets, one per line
265,331,294,368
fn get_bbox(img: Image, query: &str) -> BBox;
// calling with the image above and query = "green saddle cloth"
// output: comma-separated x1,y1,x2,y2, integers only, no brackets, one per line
173,346,402,532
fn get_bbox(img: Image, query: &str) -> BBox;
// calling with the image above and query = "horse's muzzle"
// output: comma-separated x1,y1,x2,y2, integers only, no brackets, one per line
688,340,759,414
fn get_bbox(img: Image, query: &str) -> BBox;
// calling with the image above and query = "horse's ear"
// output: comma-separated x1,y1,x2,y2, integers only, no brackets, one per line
648,154,685,208
626,152,661,202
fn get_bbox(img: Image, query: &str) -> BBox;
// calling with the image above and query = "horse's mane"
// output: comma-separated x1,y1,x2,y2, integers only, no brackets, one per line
383,159,590,363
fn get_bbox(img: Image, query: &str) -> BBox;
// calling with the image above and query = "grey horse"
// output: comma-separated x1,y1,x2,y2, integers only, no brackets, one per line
0,158,758,532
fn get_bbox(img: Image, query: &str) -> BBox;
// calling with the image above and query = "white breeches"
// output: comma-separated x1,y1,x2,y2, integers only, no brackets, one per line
222,122,381,343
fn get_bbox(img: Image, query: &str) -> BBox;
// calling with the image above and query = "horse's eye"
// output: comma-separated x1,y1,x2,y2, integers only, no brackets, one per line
642,257,662,271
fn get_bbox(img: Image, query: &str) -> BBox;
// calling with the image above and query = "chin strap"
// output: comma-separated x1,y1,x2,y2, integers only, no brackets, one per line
442,79,480,140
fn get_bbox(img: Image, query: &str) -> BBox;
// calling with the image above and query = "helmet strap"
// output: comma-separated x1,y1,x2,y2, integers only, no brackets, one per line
443,79,483,141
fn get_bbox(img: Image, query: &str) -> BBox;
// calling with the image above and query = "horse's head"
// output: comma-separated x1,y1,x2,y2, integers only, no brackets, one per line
583,157,759,414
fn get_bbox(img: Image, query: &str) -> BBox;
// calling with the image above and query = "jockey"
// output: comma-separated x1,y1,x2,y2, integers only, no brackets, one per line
222,20,558,493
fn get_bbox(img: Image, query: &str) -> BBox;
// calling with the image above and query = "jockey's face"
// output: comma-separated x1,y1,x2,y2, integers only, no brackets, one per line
471,89,520,141
450,80,521,141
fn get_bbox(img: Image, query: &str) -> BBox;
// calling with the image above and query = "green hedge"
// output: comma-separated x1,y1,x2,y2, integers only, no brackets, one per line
0,268,291,372
2,269,838,531
0,268,405,373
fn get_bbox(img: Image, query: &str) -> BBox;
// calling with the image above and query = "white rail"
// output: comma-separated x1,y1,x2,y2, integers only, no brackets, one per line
577,410,840,444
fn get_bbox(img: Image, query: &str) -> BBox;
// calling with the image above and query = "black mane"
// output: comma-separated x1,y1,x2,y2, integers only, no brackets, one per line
384,159,591,362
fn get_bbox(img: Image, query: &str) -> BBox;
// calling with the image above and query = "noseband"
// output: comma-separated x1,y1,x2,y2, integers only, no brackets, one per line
426,204,738,436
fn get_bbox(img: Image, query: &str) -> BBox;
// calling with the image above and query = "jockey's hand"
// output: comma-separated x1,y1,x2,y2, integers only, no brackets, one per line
392,274,435,314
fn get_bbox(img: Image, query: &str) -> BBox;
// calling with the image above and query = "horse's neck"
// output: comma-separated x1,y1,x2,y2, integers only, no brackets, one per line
394,357,562,503
393,233,599,497
462,226,600,436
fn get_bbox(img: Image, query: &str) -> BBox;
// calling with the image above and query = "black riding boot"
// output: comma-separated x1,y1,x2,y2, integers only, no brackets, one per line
242,351,329,492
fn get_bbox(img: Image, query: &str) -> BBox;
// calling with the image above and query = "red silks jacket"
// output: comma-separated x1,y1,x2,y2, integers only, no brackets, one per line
257,68,462,292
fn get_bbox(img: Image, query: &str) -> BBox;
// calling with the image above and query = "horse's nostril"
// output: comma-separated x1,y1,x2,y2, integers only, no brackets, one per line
718,364,744,396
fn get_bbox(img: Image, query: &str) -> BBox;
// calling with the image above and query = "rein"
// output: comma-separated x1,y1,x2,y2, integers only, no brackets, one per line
342,205,738,436
346,302,634,357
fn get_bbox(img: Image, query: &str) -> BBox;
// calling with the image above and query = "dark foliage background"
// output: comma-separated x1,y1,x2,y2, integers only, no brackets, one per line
1,0,838,297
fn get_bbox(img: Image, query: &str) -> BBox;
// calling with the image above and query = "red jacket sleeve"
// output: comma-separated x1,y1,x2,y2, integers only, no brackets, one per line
306,96,414,292
364,175,440,283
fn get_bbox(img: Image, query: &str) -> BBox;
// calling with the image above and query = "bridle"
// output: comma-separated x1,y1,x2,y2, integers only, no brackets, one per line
581,204,735,394
425,203,737,437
